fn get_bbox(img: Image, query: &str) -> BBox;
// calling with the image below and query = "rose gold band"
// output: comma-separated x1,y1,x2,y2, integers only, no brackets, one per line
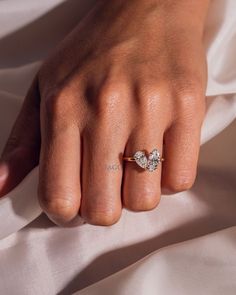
123,156,164,162
122,156,136,161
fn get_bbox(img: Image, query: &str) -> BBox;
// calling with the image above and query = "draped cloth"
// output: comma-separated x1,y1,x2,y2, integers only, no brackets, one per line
0,1,236,294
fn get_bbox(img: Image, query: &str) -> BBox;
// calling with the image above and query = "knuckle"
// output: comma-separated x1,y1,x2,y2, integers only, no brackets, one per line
164,176,195,193
124,190,161,212
135,83,171,124
136,84,164,110
96,83,124,116
177,90,202,107
82,205,121,226
42,90,65,118
174,80,205,116
42,89,77,132
39,196,79,223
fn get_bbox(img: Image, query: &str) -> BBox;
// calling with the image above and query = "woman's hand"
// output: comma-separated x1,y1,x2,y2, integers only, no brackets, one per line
0,0,209,225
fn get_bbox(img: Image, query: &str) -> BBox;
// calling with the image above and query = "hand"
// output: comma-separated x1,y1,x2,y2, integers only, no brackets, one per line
0,0,209,226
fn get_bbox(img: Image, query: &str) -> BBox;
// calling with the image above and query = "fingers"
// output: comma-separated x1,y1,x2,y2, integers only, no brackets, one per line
38,92,81,225
80,86,130,226
161,97,205,194
0,77,40,197
80,127,124,226
122,85,168,212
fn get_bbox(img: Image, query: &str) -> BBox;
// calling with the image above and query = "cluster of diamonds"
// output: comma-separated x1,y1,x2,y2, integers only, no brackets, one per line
133,149,161,172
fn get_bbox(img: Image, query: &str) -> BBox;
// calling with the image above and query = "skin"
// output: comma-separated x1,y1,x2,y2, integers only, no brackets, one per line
0,0,210,226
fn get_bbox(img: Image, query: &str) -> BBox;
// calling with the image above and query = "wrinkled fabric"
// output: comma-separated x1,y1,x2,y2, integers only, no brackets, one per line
0,1,235,294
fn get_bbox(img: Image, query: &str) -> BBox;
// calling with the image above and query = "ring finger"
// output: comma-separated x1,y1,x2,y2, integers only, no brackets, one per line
122,114,166,212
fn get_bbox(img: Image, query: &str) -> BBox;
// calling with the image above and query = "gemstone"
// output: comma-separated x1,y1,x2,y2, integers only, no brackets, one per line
147,149,161,172
133,149,161,172
133,151,148,169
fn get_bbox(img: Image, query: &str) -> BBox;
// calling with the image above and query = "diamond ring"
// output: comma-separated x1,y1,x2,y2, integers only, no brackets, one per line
123,148,164,172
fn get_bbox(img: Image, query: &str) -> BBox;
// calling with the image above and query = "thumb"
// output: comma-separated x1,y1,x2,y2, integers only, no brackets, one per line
0,76,41,197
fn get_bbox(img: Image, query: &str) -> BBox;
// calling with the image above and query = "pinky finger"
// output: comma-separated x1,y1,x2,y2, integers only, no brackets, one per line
161,118,203,194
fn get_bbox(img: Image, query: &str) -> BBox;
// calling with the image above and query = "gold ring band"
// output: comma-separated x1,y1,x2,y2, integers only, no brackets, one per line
123,156,164,162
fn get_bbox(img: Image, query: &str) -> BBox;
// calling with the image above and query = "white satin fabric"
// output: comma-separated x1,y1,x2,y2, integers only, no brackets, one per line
0,1,236,294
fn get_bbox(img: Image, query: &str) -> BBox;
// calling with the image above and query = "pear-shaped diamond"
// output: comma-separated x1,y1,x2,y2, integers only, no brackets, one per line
133,151,148,169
